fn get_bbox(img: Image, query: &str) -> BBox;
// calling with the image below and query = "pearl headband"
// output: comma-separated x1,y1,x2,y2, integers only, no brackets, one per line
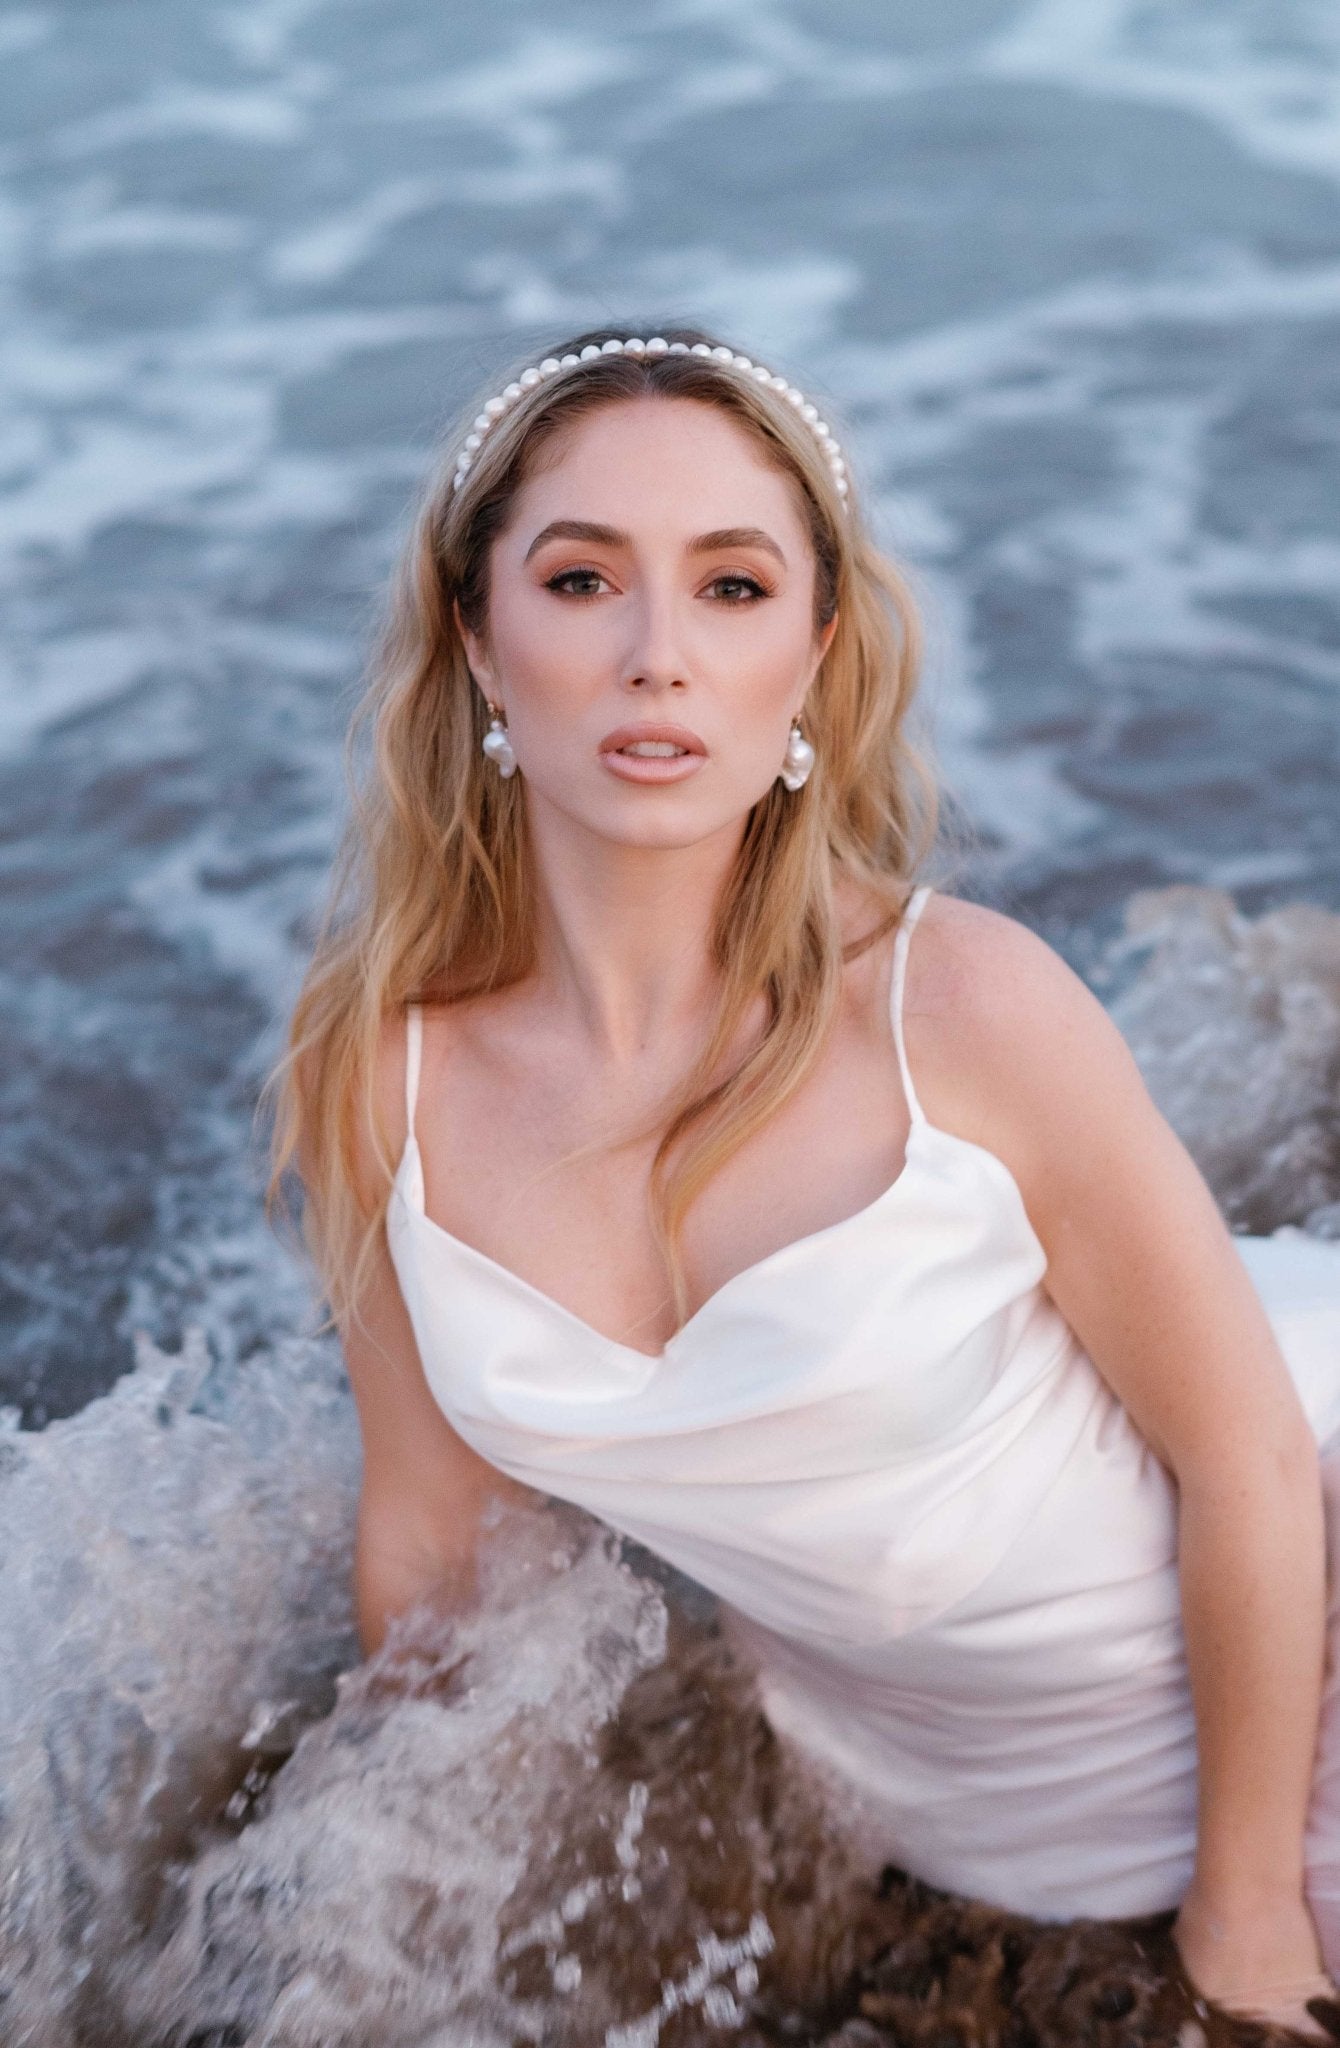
450,336,850,508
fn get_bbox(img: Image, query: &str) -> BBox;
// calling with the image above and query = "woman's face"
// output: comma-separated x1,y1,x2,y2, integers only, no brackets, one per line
457,395,838,850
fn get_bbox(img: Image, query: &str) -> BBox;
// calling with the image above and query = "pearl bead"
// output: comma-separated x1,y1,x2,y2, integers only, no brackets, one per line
482,723,518,776
453,339,852,514
780,725,816,791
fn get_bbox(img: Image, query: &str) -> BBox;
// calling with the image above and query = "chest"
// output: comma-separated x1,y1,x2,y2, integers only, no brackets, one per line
413,997,912,1358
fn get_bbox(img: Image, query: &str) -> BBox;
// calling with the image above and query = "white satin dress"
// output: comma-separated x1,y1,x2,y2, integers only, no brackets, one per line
386,884,1340,1963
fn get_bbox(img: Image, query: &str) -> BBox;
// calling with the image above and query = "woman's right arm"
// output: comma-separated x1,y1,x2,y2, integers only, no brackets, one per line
309,1010,539,1662
341,1227,535,1660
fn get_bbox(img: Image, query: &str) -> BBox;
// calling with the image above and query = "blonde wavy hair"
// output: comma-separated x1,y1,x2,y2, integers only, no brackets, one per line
261,322,952,1343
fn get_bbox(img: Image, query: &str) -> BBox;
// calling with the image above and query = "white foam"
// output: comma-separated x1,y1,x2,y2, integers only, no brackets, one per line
1106,887,1340,1235
211,0,329,71
50,204,251,259
378,34,645,126
268,177,455,287
985,0,1340,184
1,1312,887,2042
822,248,1340,857
662,0,917,106
0,1326,361,2041
0,628,156,753
888,545,1104,859
0,403,269,555
52,78,321,157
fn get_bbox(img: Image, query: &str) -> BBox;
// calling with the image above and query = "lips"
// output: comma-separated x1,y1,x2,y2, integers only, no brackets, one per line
598,722,707,759
597,720,709,785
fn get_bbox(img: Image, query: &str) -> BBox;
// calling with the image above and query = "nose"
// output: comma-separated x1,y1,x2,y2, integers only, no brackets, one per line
619,584,689,694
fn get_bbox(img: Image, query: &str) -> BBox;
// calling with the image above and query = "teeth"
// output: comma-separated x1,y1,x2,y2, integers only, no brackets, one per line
620,740,687,757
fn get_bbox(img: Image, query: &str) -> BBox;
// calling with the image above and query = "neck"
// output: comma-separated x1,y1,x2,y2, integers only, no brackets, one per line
522,799,745,1066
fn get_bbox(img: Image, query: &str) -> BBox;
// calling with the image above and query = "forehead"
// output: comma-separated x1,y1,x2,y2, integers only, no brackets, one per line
513,393,810,535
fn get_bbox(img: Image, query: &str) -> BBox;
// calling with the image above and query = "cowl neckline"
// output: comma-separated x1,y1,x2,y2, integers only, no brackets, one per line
389,1114,1041,1367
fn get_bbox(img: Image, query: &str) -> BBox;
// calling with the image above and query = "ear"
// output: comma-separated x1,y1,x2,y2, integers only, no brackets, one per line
808,608,839,683
452,596,495,694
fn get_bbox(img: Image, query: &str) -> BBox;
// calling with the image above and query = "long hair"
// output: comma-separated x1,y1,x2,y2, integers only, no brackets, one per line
261,322,950,1343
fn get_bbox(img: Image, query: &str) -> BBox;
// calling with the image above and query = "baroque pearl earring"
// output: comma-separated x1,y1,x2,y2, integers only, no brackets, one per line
780,720,815,791
481,703,517,778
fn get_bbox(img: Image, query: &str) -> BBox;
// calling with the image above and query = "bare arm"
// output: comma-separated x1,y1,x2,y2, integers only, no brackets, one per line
918,899,1329,2014
303,1010,539,1663
342,1220,535,1661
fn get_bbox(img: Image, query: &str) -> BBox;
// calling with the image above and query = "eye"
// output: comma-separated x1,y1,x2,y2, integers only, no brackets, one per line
545,566,611,601
543,566,772,605
706,572,770,605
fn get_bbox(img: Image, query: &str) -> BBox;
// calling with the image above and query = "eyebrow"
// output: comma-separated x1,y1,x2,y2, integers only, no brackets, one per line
522,519,787,567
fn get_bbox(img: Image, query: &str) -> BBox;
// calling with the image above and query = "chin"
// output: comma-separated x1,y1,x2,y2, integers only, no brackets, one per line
597,809,734,852
527,769,773,849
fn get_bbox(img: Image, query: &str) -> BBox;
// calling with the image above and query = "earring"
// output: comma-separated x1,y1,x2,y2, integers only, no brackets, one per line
779,719,815,791
481,702,518,778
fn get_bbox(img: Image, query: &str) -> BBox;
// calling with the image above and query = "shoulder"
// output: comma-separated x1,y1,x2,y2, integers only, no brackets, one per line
904,888,1151,1197
909,889,1113,1044
330,1002,416,1215
905,892,1314,1480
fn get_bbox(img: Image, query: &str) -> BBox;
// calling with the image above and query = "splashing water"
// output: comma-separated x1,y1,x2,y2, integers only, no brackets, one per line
0,1327,361,2044
0,1333,871,2045
1104,885,1340,1234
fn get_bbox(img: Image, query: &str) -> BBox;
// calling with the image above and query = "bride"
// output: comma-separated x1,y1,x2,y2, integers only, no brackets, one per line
267,324,1340,2039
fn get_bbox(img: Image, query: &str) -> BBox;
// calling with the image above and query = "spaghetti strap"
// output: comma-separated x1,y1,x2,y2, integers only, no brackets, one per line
404,1001,423,1142
889,883,933,1126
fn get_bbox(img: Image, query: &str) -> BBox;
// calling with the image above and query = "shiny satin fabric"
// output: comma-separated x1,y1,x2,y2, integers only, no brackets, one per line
386,884,1340,1959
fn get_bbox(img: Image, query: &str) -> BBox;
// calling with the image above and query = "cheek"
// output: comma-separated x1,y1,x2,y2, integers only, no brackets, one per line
490,599,609,708
731,606,818,705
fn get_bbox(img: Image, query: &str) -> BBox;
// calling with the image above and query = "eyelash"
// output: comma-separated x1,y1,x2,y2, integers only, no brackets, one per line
544,566,772,606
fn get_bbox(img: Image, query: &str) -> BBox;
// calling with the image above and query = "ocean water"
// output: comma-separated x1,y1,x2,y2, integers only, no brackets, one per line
3,0,1340,2039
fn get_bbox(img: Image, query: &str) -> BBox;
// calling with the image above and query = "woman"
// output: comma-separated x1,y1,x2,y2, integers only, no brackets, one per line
268,325,1340,2039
